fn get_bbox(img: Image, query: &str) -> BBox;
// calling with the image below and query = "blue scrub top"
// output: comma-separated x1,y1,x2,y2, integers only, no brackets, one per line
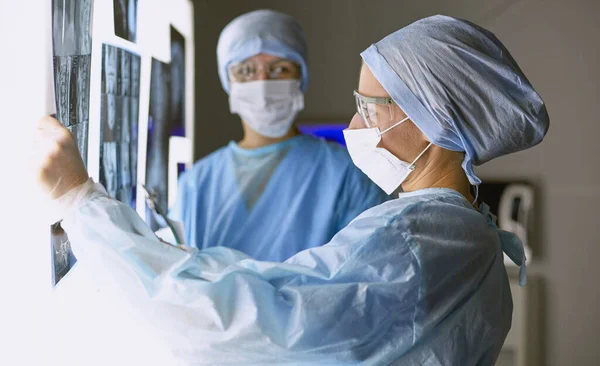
169,135,391,262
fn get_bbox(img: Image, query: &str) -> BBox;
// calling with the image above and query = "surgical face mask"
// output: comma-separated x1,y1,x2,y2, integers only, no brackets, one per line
229,79,304,138
343,117,432,195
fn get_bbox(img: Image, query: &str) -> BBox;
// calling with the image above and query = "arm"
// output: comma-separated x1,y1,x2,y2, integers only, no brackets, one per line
33,116,417,363
58,181,420,364
34,116,501,364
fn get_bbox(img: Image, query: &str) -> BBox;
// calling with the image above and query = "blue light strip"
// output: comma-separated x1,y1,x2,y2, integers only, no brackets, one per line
298,124,347,146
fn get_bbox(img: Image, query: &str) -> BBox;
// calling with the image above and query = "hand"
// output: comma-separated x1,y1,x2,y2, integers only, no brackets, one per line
33,116,89,199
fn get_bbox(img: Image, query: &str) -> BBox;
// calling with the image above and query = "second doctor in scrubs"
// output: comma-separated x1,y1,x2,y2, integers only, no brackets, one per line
168,10,389,261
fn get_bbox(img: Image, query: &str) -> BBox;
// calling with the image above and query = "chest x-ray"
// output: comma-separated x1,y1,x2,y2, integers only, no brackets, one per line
51,0,93,286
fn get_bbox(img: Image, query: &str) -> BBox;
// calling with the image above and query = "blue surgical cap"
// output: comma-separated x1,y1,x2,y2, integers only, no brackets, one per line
217,9,309,94
361,15,549,185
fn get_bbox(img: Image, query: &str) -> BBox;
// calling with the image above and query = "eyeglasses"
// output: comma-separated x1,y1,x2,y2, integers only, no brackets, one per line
353,90,400,128
229,59,301,82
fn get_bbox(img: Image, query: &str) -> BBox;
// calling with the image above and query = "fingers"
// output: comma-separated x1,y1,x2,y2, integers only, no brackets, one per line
36,115,74,143
32,115,89,200
37,115,63,130
35,116,76,150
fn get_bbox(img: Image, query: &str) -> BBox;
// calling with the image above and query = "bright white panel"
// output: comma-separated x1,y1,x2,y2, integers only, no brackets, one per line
137,0,171,63
1,1,55,364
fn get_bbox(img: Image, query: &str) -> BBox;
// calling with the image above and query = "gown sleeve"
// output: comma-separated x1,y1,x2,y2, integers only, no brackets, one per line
61,180,422,364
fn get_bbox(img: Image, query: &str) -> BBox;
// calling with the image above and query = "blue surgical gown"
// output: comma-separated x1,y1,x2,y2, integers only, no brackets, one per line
62,181,521,365
168,135,391,261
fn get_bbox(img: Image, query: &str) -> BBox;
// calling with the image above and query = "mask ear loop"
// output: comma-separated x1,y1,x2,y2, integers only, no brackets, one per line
408,142,433,169
377,116,410,136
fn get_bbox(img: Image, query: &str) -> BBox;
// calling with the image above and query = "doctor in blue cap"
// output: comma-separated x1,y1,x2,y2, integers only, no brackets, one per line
34,15,549,365
168,9,389,262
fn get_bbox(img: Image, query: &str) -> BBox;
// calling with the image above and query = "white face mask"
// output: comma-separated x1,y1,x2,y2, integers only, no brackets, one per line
343,117,432,195
229,79,304,138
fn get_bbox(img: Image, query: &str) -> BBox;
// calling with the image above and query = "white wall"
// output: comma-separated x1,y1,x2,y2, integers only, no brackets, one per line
0,0,55,364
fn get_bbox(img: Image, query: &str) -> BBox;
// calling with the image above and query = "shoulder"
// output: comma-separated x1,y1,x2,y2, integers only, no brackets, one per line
290,136,362,179
290,136,390,205
399,192,495,244
352,189,497,253
293,135,353,162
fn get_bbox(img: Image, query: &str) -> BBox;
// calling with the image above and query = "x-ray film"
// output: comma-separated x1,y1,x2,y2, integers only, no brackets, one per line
50,223,78,285
113,0,138,42
51,0,93,286
99,44,141,208
145,26,187,231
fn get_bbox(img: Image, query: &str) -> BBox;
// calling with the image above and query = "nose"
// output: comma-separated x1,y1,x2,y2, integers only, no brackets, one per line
348,113,366,130
256,68,269,81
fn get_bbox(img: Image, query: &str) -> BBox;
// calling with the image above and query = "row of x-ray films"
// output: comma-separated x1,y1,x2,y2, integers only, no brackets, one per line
51,0,187,285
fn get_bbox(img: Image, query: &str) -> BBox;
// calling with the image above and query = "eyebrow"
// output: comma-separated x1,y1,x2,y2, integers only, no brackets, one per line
270,59,296,64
